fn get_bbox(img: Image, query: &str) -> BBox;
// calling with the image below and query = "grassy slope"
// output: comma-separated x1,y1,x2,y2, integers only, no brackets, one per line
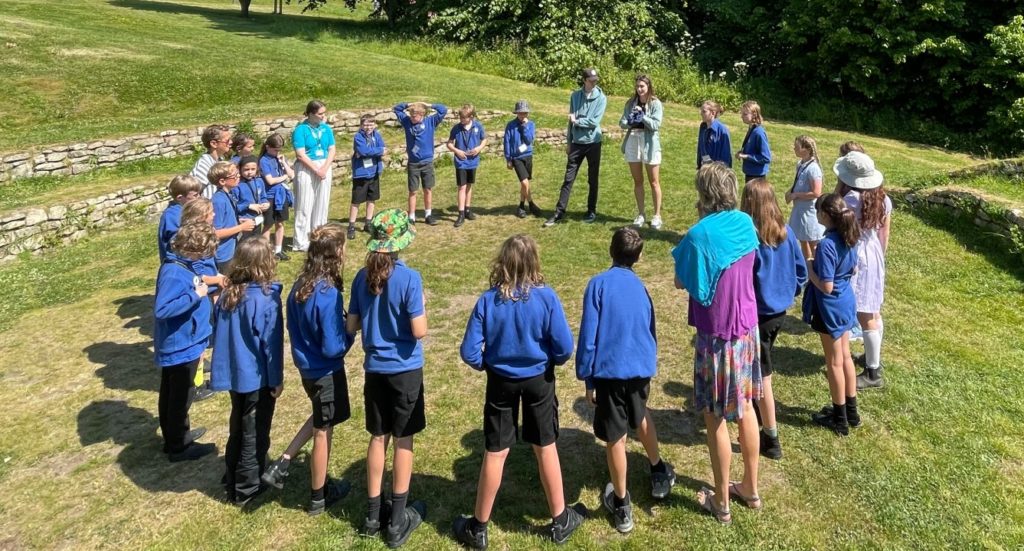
1,1,1022,550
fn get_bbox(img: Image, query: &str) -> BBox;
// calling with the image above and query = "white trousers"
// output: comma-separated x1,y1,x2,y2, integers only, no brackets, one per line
292,160,332,250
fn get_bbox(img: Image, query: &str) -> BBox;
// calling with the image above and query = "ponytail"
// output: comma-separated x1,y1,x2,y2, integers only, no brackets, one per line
816,193,860,247
366,251,396,296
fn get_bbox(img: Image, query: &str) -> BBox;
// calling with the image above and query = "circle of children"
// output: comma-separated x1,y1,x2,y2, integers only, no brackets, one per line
153,68,890,547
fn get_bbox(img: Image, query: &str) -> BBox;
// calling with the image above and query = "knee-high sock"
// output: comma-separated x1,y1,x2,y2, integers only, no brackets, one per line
863,329,882,369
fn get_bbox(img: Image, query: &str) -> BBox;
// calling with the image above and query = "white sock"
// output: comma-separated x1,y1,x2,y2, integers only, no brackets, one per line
863,329,882,369
424,209,432,217
274,245,282,254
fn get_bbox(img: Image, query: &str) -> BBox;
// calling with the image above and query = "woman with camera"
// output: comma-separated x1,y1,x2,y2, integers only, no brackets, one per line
619,75,664,229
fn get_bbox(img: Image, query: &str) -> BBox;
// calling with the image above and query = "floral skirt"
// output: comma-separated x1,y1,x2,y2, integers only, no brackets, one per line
693,326,763,422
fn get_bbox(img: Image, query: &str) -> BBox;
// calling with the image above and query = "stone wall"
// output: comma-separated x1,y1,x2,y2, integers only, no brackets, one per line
946,158,1024,179
896,187,1024,247
0,107,508,184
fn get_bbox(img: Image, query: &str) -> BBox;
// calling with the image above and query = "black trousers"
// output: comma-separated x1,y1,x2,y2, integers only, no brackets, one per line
555,142,602,216
158,358,200,454
225,387,277,501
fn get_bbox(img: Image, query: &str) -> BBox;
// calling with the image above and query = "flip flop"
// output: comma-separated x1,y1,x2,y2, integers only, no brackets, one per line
696,487,732,525
728,481,762,510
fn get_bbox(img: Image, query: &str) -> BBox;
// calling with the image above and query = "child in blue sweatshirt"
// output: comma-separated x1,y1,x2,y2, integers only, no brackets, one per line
736,101,772,182
740,179,807,459
453,234,585,548
153,221,218,462
157,175,204,262
346,209,428,547
575,227,675,534
232,155,270,237
394,101,448,225
210,237,284,505
262,224,355,515
210,161,257,273
259,133,295,261
349,114,385,240
446,104,487,227
503,100,542,219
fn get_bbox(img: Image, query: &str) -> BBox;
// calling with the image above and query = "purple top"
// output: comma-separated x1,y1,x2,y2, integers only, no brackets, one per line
688,252,758,340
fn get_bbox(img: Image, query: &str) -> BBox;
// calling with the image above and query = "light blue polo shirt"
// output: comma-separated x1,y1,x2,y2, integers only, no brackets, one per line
348,260,425,374
292,121,336,161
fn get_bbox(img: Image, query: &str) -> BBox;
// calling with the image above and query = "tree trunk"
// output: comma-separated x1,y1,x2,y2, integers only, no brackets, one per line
240,0,252,17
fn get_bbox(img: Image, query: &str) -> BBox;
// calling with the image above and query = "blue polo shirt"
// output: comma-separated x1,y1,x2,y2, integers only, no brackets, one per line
348,260,425,374
212,188,239,264
287,279,355,380
157,201,182,262
448,120,486,170
292,121,335,161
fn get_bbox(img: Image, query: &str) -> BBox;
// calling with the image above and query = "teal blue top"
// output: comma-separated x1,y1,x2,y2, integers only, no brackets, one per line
292,121,335,161
567,86,607,144
618,97,663,164
672,210,760,307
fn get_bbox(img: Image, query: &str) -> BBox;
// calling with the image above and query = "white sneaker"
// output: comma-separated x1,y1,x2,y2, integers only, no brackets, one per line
650,215,663,230
633,214,645,227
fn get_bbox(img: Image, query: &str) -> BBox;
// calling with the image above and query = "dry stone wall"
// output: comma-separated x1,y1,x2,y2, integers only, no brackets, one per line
896,187,1024,246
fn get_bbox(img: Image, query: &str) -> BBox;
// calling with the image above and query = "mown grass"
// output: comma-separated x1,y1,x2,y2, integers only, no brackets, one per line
906,173,1024,204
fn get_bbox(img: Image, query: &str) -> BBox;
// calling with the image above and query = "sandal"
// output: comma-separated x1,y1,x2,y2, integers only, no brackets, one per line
696,487,732,525
728,481,762,510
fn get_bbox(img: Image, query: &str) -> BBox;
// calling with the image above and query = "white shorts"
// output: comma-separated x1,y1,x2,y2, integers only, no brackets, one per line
624,132,661,165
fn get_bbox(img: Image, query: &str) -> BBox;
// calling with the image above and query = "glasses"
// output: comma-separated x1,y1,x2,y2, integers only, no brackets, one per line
225,173,240,181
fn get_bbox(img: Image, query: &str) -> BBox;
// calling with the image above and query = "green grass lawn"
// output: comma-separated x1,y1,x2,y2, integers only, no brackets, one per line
1,1,1022,549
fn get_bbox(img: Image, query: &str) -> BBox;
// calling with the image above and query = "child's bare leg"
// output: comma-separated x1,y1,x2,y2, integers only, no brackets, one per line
274,223,285,251
457,186,467,212
842,333,857,397
281,415,315,459
606,436,628,498
423,188,433,212
533,443,566,517
820,333,846,402
703,412,731,511
474,448,509,522
367,434,391,497
520,179,530,203
465,184,474,210
365,202,376,224
756,375,778,432
407,191,417,219
392,436,414,495
647,164,662,217
310,426,332,490
635,410,661,466
736,402,760,497
349,204,359,225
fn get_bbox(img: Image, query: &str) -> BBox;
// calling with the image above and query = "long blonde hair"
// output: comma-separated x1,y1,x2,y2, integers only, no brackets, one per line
489,234,544,302
741,178,788,247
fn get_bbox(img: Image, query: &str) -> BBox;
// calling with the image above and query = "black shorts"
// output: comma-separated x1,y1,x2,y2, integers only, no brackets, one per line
512,157,533,182
483,369,559,452
407,161,436,192
302,369,352,429
456,168,476,187
364,369,425,437
270,206,289,223
592,377,650,443
758,312,785,376
352,176,381,204
809,298,829,335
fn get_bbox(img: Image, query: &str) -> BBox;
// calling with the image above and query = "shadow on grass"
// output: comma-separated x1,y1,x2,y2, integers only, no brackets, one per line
771,345,824,378
77,400,223,500
86,294,158,392
907,204,1024,283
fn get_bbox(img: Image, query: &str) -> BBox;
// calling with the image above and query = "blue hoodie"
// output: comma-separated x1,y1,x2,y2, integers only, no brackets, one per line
153,253,212,367
503,118,535,161
575,267,657,389
753,230,808,317
287,279,356,380
394,103,448,164
352,129,386,180
210,282,284,393
460,286,574,379
157,202,182,262
740,124,772,177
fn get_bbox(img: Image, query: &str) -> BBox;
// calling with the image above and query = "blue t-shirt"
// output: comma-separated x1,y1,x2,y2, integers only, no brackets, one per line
157,202,182,262
292,121,336,161
287,279,355,380
459,285,574,379
259,154,287,183
448,120,486,170
802,230,858,338
348,259,425,374
212,188,239,263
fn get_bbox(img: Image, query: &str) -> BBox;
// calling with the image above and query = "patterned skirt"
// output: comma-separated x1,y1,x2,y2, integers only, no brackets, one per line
692,326,763,422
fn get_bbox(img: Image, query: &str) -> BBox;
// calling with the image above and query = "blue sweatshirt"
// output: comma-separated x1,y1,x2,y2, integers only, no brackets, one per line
153,253,212,367
266,183,293,211
394,103,448,164
157,202,182,262
568,86,608,144
697,119,732,169
460,286,574,379
231,176,266,220
287,279,355,380
575,267,657,389
753,231,808,316
348,259,425,374
503,119,535,161
210,282,285,393
212,188,239,264
352,129,386,180
740,124,772,177
448,120,486,170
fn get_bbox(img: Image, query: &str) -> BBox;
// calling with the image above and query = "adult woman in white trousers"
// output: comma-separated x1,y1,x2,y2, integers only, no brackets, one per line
291,100,336,252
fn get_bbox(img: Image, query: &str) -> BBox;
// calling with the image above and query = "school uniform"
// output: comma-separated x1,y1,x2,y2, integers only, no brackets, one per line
394,103,448,192
287,279,356,428
752,231,808,375
157,201,182,262
448,120,485,186
232,176,267,234
503,118,535,182
460,285,574,451
259,154,293,223
697,118,732,168
348,260,426,437
352,129,385,204
292,121,336,251
153,252,212,454
210,282,284,503
802,230,858,338
575,267,657,443
212,188,240,272
740,124,772,180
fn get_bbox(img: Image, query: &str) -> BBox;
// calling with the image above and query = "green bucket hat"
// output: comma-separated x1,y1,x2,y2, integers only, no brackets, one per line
367,208,416,253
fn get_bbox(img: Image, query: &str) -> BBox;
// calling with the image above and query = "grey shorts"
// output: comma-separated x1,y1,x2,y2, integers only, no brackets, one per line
407,160,436,192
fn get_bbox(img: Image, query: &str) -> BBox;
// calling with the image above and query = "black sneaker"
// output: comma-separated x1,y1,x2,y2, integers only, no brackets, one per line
425,214,438,226
308,478,352,516
601,483,634,534
360,498,392,538
853,354,866,368
260,458,289,490
193,386,216,402
363,221,372,233
233,484,267,508
550,503,586,545
454,213,465,228
759,431,783,460
386,500,426,548
529,202,543,217
543,215,562,228
516,206,528,218
812,406,849,436
452,515,488,550
650,461,676,499
275,251,290,261
856,367,884,390
582,212,597,223
464,209,477,221
168,442,216,462
347,225,357,240
187,427,207,443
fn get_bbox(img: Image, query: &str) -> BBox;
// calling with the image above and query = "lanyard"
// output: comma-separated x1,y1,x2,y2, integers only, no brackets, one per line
791,160,814,194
